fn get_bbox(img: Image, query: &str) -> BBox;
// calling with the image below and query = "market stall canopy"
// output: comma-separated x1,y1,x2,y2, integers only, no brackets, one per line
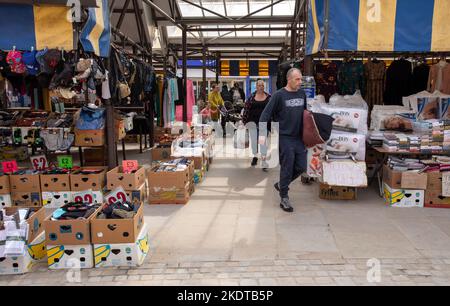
306,0,450,55
0,3,75,50
0,0,98,6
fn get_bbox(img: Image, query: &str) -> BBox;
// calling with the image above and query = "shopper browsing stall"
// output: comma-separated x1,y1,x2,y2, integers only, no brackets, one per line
259,68,307,213
242,79,271,171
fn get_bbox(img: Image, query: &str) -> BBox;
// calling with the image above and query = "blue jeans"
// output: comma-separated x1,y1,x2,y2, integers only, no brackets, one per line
279,136,307,199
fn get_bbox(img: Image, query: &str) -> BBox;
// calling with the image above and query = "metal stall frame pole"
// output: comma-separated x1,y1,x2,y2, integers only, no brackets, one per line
182,24,188,123
105,55,118,170
216,52,220,84
202,45,207,104
303,0,313,76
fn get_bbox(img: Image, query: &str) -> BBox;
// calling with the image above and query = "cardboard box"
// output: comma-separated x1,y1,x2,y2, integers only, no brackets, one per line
74,129,105,147
40,173,71,192
115,119,126,141
401,171,428,190
70,167,107,191
94,223,149,268
382,165,403,189
3,207,45,243
151,146,172,161
424,190,450,208
84,148,107,166
319,184,357,200
0,194,12,208
149,183,190,204
11,192,42,207
124,183,147,206
44,206,101,245
383,183,424,208
148,165,191,189
91,203,145,244
0,232,46,275
47,244,94,270
427,171,442,191
42,192,73,209
172,151,206,170
0,174,10,193
10,171,41,192
107,166,146,191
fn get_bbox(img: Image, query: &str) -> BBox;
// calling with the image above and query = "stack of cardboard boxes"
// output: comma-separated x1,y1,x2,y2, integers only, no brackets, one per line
106,166,147,205
0,173,11,208
0,207,47,275
10,170,42,207
423,161,450,208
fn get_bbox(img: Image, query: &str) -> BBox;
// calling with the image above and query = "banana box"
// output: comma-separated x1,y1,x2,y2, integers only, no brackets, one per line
383,183,424,208
42,192,73,209
0,194,12,208
0,232,46,275
47,244,94,270
94,223,149,268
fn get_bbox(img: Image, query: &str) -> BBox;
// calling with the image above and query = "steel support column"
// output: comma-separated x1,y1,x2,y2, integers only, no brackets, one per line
202,45,207,103
182,25,188,122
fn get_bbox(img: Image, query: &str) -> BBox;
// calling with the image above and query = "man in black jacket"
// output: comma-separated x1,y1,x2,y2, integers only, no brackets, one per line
259,68,307,213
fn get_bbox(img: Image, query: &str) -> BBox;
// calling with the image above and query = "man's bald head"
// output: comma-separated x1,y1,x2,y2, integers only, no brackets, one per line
286,68,303,91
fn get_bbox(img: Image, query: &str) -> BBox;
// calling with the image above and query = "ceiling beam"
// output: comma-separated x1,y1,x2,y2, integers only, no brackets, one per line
193,26,303,32
159,16,293,25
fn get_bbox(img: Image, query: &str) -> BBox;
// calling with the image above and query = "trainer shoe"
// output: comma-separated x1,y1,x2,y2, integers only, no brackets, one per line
280,198,294,213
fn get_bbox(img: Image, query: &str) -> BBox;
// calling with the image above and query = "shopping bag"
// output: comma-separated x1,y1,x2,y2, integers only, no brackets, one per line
233,128,249,149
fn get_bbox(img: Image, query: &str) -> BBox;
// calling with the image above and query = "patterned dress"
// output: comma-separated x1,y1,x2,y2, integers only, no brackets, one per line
364,60,386,110
314,61,339,102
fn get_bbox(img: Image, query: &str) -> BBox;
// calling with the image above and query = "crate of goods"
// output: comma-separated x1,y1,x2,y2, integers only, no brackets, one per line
70,167,107,191
0,173,11,194
107,166,146,191
383,183,424,208
319,183,357,200
425,171,450,208
40,169,71,192
74,129,105,147
148,160,192,204
151,144,172,161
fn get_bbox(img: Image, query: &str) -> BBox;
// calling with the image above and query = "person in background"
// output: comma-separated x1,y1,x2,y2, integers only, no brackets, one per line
208,82,226,137
259,68,307,213
200,102,212,124
230,83,245,103
221,84,233,103
242,79,271,171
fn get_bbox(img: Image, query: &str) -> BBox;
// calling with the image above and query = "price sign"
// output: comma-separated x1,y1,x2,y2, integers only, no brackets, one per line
2,160,18,173
58,156,73,169
73,190,96,204
122,160,139,174
31,155,48,171
104,187,129,205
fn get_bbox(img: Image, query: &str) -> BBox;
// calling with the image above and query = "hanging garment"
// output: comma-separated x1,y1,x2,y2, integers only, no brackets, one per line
337,60,365,96
364,60,386,110
175,80,195,123
384,58,413,105
314,61,339,102
412,63,430,93
428,61,450,95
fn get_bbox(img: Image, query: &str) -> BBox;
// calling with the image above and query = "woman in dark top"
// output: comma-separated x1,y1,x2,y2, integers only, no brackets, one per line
242,80,271,171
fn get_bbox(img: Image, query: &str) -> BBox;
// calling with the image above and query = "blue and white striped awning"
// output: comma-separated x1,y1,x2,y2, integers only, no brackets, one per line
307,0,450,55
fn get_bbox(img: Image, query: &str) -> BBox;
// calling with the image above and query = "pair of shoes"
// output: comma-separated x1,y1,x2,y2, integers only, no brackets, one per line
251,157,258,166
280,198,294,213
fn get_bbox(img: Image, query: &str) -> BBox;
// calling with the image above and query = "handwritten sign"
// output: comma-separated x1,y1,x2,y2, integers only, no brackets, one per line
73,190,95,204
322,161,368,187
31,155,48,171
2,161,18,173
104,187,129,205
58,156,73,169
122,160,138,173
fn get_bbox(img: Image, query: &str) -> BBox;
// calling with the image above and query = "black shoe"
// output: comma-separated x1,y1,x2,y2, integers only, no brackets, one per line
280,198,294,213
274,182,280,192
251,157,258,166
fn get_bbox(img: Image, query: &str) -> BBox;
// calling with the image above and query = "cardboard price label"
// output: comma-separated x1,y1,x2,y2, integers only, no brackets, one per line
31,155,48,171
2,160,18,173
105,187,129,205
58,156,73,169
73,190,96,204
122,160,139,173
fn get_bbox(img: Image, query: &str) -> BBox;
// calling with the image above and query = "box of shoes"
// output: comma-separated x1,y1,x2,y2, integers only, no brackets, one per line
40,170,71,192
107,166,146,191
0,232,47,275
70,167,107,191
319,184,357,200
10,170,41,192
148,182,191,205
47,244,94,270
11,192,42,207
383,183,424,208
74,129,105,147
42,192,73,209
72,190,104,205
44,204,102,245
172,151,206,170
382,165,403,189
0,173,10,193
148,164,191,189
90,202,144,244
2,207,46,244
0,194,12,208
94,223,149,268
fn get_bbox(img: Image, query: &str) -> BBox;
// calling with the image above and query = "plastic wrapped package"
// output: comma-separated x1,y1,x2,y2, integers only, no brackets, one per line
370,105,416,131
326,131,366,161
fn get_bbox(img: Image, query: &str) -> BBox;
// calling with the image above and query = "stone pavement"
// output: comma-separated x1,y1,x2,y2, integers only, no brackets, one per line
2,140,450,286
